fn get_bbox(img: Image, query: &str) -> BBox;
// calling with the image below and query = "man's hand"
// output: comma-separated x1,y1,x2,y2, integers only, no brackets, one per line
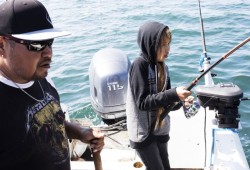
80,128,105,153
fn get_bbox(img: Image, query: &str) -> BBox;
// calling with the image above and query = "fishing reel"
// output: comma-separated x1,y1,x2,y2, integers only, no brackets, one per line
194,82,243,128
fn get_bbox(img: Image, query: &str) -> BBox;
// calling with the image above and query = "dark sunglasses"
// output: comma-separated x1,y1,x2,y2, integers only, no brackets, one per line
5,36,54,52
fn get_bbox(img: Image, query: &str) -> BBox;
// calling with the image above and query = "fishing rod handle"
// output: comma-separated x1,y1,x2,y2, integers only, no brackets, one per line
159,82,197,122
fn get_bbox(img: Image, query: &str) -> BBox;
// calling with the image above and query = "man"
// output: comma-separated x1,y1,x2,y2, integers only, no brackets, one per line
0,0,104,169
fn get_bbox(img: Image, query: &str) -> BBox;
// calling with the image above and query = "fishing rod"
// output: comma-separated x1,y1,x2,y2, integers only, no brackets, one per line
158,36,250,124
184,36,250,90
198,0,208,60
157,1,250,126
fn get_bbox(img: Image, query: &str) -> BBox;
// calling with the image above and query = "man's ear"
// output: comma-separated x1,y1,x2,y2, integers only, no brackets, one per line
0,37,5,56
0,36,4,48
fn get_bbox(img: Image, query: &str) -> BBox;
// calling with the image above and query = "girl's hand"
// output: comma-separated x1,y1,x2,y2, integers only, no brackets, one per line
176,86,192,101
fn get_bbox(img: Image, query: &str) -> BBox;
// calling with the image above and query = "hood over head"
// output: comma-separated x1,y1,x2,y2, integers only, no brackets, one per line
137,21,169,66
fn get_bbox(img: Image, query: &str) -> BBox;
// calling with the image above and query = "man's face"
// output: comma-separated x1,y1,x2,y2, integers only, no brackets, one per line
0,36,53,83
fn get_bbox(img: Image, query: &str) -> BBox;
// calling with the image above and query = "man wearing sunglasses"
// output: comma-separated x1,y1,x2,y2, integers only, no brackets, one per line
0,0,104,170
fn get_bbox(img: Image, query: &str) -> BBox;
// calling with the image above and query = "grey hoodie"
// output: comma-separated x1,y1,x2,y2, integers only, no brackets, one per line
126,21,181,149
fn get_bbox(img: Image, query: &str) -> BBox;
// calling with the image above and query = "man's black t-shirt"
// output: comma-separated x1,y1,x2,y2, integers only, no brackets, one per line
0,77,70,170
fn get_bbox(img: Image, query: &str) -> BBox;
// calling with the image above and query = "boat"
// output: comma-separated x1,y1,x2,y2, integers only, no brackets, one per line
64,1,250,168
63,45,250,170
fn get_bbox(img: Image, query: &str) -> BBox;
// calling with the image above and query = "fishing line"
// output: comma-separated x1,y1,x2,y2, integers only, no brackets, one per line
204,107,207,167
200,95,220,167
198,0,208,166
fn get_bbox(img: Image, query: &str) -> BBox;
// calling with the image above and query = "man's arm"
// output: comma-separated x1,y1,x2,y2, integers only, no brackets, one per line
64,121,104,152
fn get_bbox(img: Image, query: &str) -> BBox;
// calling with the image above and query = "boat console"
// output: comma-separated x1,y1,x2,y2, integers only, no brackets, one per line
194,82,243,128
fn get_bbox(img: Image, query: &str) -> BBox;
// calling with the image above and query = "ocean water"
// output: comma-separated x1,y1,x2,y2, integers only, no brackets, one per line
22,0,250,164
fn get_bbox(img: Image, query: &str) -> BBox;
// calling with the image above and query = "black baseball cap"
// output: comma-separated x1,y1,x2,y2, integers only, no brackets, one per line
0,0,69,40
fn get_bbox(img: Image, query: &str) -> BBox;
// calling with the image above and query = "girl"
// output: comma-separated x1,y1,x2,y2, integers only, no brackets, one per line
126,21,193,170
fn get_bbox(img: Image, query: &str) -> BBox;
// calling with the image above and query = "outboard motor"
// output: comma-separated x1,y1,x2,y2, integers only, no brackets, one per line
194,82,243,128
89,48,131,124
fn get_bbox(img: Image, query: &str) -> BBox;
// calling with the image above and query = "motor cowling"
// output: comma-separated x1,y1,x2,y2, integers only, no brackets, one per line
89,48,131,123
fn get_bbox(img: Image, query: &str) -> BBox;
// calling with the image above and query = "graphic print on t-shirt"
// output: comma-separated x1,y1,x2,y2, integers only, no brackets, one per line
26,92,69,164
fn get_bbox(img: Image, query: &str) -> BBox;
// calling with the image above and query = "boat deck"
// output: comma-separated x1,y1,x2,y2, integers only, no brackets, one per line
168,108,207,169
69,107,249,170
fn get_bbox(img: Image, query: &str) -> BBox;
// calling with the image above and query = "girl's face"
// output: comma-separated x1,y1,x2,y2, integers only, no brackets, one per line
156,38,171,63
156,30,171,63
